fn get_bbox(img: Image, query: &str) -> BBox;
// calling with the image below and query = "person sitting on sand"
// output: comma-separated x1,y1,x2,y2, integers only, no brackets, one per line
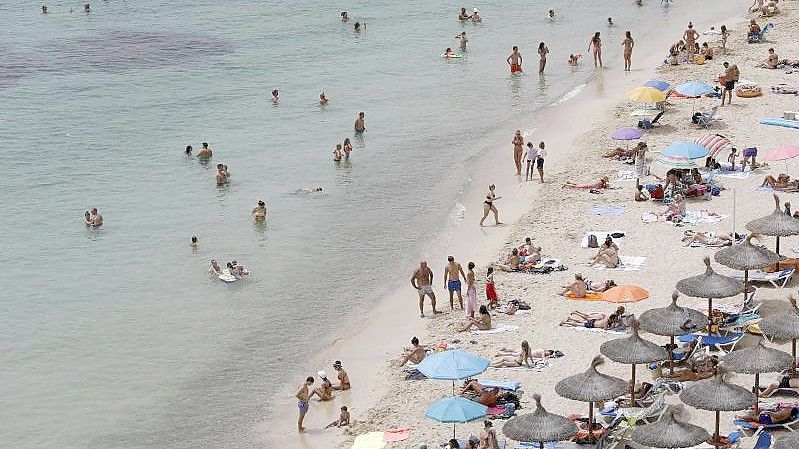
496,248,521,272
587,279,616,292
560,306,626,329
635,183,650,202
761,48,779,68
458,305,492,332
518,237,534,255
701,42,714,60
682,230,734,247
313,371,334,401
563,176,610,190
761,174,797,190
568,54,582,66
492,341,556,367
520,246,542,267
760,372,799,397
397,336,426,366
560,273,588,297
748,19,761,38
590,236,620,268
325,405,350,428
661,194,686,221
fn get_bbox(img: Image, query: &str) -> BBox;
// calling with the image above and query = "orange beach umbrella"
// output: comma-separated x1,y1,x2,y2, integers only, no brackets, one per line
601,284,649,303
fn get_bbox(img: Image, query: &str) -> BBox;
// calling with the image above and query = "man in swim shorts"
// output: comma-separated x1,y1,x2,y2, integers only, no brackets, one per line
721,61,739,106
354,112,366,133
443,256,467,310
296,376,314,432
507,46,523,73
742,147,758,172
411,261,439,317
197,142,212,159
85,207,103,227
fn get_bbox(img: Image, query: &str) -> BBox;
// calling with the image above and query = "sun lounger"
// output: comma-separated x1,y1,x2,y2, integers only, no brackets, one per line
735,409,799,435
678,332,743,355
732,268,795,288
694,106,720,129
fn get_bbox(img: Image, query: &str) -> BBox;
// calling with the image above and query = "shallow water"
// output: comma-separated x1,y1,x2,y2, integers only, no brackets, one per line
0,0,704,447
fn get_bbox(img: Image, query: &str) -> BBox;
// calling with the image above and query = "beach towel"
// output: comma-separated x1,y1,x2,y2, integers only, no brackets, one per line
494,359,552,372
581,231,625,248
383,428,412,443
479,380,521,391
472,325,519,334
589,256,646,271
680,210,728,225
588,206,625,217
564,291,603,301
566,325,629,335
616,170,637,181
351,432,386,449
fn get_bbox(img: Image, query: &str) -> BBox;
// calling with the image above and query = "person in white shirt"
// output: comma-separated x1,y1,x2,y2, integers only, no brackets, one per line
536,141,547,182
524,142,538,181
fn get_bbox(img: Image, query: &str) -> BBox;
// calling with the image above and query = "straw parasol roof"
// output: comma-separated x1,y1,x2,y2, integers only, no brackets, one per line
746,194,799,237
679,370,755,411
639,291,708,336
600,318,668,364
555,356,628,402
502,393,577,444
722,337,794,374
760,296,799,340
774,433,799,449
631,406,710,448
675,257,741,299
714,235,779,270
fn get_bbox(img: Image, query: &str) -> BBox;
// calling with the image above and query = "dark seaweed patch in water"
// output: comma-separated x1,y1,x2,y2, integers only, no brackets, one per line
44,30,231,74
0,46,31,88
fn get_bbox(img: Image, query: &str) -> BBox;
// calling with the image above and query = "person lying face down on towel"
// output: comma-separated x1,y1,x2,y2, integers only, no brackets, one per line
590,236,620,268
560,306,626,329
560,273,588,297
491,340,557,368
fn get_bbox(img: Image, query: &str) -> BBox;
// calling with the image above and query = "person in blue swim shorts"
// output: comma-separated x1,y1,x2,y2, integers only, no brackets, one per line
443,255,467,311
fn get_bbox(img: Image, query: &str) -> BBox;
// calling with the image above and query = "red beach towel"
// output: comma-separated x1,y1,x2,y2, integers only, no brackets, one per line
383,428,412,442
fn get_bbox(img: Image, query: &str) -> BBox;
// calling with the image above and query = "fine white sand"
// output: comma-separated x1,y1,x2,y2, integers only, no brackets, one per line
260,2,799,448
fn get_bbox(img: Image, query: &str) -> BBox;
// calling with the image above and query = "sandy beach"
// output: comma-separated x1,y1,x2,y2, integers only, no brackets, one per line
261,1,799,448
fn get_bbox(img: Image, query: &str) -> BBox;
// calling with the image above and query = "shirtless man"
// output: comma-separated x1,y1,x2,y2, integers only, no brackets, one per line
560,273,588,297
397,337,426,366
506,46,523,74
683,23,699,62
512,130,524,176
197,142,212,159
252,200,267,221
456,32,468,50
411,261,439,317
296,376,314,432
354,112,366,133
332,361,350,390
458,7,471,21
85,207,103,227
443,256,467,310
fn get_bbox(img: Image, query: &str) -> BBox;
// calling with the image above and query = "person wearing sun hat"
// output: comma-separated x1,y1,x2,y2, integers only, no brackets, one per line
314,370,334,401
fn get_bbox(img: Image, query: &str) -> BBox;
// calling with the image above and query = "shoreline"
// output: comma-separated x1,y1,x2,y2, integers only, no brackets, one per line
258,0,770,446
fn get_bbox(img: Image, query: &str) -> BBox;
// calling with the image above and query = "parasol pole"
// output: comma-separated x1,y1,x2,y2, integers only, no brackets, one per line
707,298,713,335
630,364,637,405
732,188,736,239
793,338,797,374
776,236,781,271
744,269,749,304
714,410,721,447
754,373,760,414
669,336,675,374
588,401,595,443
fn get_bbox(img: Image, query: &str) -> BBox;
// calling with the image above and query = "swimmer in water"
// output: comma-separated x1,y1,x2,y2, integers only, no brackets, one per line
607,17,614,26
333,144,343,161
471,7,481,22
548,9,555,20
340,11,348,22
354,112,366,133
197,142,212,159
42,5,48,13
84,3,90,13
319,92,328,106
443,47,457,58
185,145,192,156
252,200,267,221
354,22,362,31
298,187,324,194
568,54,582,65
456,32,468,49
191,236,199,249
271,89,279,104
343,138,353,156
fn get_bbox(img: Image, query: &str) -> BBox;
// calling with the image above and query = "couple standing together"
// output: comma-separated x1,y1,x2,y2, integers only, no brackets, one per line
410,257,477,318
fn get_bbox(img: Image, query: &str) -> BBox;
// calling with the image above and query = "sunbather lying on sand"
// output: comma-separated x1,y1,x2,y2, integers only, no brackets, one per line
761,372,799,397
560,306,626,329
560,273,588,297
682,230,734,247
396,336,427,366
587,279,616,292
603,147,633,160
458,305,492,332
661,355,718,382
563,176,610,190
771,86,799,95
461,380,506,406
491,340,556,367
762,174,799,190
590,236,620,268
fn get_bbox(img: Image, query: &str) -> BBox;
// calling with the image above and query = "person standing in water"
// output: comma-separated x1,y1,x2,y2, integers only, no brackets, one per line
85,207,103,227
512,130,524,175
343,138,353,156
536,141,547,183
332,144,343,161
506,46,523,74
319,92,328,106
296,376,314,432
271,89,279,103
252,200,267,221
537,42,549,73
465,262,477,318
185,145,193,156
622,31,634,71
456,32,468,50
340,11,348,22
197,142,212,159
411,261,439,317
588,32,603,67
354,112,365,133
443,256,467,310
479,184,502,226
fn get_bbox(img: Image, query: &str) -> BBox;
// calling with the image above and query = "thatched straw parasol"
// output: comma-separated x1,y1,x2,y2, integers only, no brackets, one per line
774,432,799,449
745,194,799,267
600,317,668,404
639,291,708,374
676,257,741,333
760,296,799,373
631,406,710,449
679,370,755,446
722,337,794,413
502,393,577,449
555,356,627,439
714,234,779,303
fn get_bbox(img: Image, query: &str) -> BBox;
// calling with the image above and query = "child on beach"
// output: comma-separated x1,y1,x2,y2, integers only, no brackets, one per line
485,267,498,309
325,406,350,428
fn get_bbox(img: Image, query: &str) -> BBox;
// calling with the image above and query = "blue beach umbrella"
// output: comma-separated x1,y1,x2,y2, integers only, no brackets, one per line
644,80,670,92
417,349,489,381
675,81,715,97
661,140,709,160
426,396,488,438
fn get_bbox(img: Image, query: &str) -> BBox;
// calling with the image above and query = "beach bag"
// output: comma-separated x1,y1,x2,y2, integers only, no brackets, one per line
638,119,653,129
649,185,664,199
711,186,721,196
587,235,599,248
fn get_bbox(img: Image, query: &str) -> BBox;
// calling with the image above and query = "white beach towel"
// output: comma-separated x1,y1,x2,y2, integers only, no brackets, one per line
589,256,646,271
564,325,630,335
715,171,751,179
581,231,625,248
680,210,728,225
641,212,659,223
471,324,519,334
617,170,637,181
493,359,552,372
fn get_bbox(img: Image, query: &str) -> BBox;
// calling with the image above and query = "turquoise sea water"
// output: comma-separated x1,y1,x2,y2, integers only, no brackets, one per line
1,1,699,447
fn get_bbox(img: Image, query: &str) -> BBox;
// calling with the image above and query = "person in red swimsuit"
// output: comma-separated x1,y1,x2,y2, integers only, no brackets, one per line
507,46,523,73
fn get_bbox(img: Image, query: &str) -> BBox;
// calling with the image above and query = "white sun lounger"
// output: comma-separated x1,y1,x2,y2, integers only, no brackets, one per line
732,268,795,288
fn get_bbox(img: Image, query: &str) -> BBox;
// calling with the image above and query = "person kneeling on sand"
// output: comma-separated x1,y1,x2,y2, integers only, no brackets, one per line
491,340,556,367
560,273,588,297
325,405,351,428
332,360,350,390
560,306,626,329
458,305,491,332
397,336,426,366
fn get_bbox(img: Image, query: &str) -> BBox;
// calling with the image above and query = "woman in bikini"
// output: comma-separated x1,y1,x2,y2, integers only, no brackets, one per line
562,176,609,190
561,306,625,329
538,42,549,73
458,305,492,332
588,32,603,68
342,138,353,157
682,230,734,247
492,341,556,368
622,31,634,71
479,184,502,226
